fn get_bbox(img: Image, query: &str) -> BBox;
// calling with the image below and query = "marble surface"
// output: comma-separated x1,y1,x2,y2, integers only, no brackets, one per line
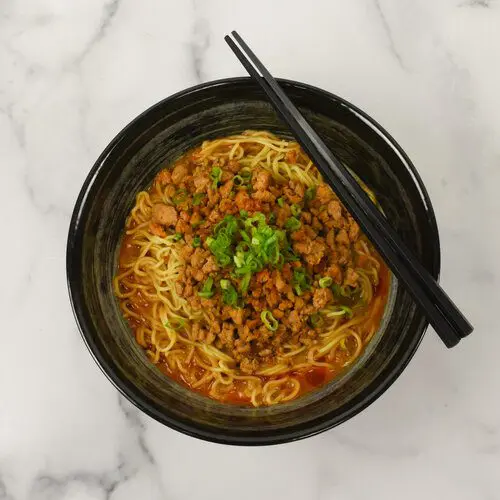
1,0,499,498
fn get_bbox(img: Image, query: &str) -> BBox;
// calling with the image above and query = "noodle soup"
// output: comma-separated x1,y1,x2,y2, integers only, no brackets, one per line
114,131,389,406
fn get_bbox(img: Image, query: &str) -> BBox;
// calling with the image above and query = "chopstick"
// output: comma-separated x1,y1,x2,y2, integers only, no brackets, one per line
225,31,473,347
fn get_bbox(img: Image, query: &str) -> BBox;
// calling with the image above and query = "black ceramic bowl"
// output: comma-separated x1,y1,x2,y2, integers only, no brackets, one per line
67,77,440,445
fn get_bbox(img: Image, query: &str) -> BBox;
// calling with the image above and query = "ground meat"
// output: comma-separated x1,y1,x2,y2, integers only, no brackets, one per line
326,264,343,284
152,203,178,226
336,228,350,246
193,173,209,192
171,163,189,184
149,222,166,237
327,200,342,220
344,267,359,288
285,149,298,163
349,219,360,242
240,358,260,374
253,170,271,191
190,248,207,269
293,238,326,266
316,184,334,204
252,190,276,203
313,288,333,310
219,180,233,198
154,169,172,186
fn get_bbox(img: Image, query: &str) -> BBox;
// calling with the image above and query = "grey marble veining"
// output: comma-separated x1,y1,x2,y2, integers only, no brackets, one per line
1,0,499,499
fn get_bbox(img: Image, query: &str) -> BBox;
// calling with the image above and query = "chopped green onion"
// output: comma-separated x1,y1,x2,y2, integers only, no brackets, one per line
164,318,186,330
309,313,324,328
240,272,251,294
220,279,238,306
332,284,354,298
192,235,201,248
240,169,252,179
239,209,248,218
192,193,205,206
319,277,333,288
277,197,285,207
210,167,222,190
291,204,301,216
340,305,353,318
268,213,276,224
173,232,183,241
305,186,317,202
233,175,247,186
293,268,311,296
285,217,301,231
172,189,188,205
198,276,214,298
261,310,279,331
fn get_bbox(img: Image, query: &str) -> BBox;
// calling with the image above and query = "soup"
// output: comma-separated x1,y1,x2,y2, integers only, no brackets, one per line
113,131,389,406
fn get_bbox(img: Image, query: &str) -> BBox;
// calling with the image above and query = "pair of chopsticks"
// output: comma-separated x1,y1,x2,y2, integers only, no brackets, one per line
225,31,473,348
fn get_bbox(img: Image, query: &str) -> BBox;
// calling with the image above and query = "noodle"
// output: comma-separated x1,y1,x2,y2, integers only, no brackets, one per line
114,131,389,406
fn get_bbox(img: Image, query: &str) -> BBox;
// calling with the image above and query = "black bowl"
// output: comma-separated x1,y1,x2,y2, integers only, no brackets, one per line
67,77,440,445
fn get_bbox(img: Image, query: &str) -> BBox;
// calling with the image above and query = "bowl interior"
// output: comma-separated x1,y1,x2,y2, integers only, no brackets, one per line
67,79,440,445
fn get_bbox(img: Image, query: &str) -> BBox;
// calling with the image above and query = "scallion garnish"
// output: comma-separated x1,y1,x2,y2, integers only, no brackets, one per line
172,189,188,205
220,279,238,306
305,186,317,202
319,277,333,288
210,167,222,190
192,193,205,206
198,276,215,298
285,217,301,231
292,268,311,296
261,310,279,331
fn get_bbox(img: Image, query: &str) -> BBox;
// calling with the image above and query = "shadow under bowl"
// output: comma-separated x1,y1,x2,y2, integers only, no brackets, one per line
67,77,440,445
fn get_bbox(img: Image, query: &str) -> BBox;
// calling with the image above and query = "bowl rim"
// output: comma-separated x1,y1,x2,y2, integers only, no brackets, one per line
67,76,441,445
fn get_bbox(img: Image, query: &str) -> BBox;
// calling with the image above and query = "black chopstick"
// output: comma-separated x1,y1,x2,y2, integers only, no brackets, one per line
225,31,473,347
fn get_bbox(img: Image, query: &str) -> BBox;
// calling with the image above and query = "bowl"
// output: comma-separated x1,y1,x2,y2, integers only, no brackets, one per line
67,77,440,445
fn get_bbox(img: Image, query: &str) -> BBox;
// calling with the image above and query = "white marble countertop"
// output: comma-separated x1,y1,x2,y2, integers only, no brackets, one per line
1,0,499,498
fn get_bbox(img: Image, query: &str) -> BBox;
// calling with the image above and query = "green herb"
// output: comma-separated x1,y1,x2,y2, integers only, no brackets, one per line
239,272,251,294
204,211,287,295
192,235,201,248
268,213,276,224
173,232,183,241
340,305,353,318
277,197,285,207
319,277,333,288
239,169,252,180
206,215,239,266
210,167,222,190
172,189,188,205
332,284,354,298
164,318,186,330
192,193,205,206
285,217,301,232
291,204,301,216
292,268,311,296
198,276,215,299
233,175,249,186
305,186,317,202
309,312,324,328
220,279,238,306
261,310,279,331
